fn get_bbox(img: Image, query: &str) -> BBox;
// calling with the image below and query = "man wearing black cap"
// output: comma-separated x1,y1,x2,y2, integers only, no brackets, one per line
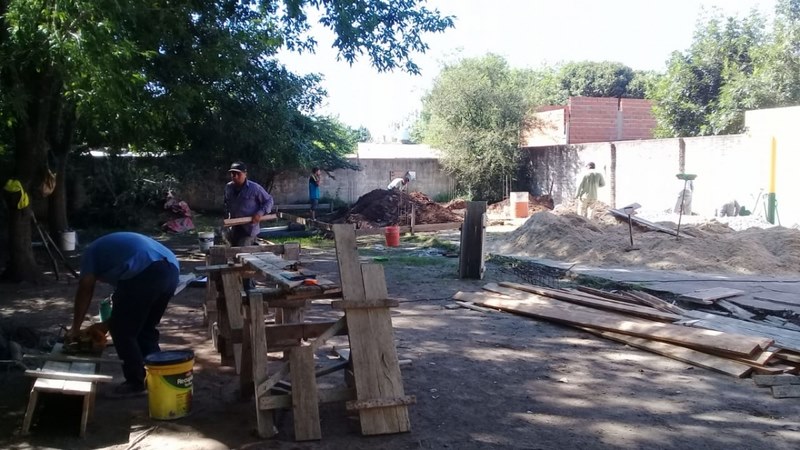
224,162,274,246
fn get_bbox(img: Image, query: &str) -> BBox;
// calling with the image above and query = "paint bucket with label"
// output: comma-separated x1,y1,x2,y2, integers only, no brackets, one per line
144,350,194,420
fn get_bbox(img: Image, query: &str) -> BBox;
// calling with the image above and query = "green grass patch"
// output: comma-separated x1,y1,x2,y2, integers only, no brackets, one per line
401,234,458,252
265,234,335,250
377,255,452,267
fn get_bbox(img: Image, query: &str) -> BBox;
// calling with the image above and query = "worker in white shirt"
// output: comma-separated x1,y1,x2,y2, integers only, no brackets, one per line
388,176,409,192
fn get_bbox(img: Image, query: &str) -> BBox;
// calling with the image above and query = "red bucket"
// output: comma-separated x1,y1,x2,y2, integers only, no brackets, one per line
385,226,400,247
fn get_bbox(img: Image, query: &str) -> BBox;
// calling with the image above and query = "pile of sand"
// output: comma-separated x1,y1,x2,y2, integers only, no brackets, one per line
489,210,800,275
487,194,555,217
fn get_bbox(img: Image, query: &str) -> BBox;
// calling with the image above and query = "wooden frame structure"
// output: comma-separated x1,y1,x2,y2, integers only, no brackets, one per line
198,226,414,441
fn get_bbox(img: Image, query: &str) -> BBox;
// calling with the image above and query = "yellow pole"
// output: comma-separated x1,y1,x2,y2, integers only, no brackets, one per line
767,136,777,224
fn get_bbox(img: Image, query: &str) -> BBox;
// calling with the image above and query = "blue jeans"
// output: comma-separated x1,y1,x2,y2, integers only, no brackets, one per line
108,260,179,387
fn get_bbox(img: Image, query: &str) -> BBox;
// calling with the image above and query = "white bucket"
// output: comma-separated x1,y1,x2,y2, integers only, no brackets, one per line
198,232,215,251
60,231,76,252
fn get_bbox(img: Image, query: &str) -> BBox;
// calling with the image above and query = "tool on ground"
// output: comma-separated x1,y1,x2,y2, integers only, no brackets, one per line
675,173,697,239
622,204,640,251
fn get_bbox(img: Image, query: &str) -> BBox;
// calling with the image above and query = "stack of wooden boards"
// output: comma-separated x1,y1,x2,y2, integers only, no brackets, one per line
454,282,800,396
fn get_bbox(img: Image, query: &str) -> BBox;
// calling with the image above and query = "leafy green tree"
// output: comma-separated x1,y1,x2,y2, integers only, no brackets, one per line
354,126,372,143
650,8,767,136
0,0,453,282
419,54,532,201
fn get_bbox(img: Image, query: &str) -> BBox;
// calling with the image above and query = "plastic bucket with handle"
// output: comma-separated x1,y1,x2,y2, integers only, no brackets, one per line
198,232,214,251
144,350,194,420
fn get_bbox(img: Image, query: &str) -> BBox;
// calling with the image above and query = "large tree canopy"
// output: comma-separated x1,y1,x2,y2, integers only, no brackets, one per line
417,54,532,202
0,0,454,281
650,1,800,137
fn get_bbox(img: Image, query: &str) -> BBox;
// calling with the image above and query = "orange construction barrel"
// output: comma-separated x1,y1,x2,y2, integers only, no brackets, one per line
385,225,400,247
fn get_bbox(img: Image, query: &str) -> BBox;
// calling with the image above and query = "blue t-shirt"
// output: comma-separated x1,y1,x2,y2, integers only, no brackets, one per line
80,232,179,286
309,175,320,200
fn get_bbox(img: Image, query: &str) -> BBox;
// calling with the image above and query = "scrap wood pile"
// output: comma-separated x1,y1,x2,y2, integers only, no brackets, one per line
454,282,800,397
332,189,462,229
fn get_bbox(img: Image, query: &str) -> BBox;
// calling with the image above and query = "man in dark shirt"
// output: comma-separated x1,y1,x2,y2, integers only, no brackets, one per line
223,162,274,246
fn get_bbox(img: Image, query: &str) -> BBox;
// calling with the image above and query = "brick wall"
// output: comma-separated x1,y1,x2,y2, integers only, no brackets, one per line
567,96,656,144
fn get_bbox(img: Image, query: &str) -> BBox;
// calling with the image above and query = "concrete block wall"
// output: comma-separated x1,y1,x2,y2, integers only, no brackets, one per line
181,157,456,213
523,133,781,222
619,98,659,141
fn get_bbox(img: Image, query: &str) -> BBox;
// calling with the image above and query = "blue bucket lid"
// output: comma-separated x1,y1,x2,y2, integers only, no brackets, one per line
144,349,194,366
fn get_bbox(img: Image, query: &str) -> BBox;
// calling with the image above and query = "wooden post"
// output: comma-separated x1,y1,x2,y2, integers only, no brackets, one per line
332,224,412,435
458,201,487,279
290,346,321,440
249,293,276,438
410,204,416,235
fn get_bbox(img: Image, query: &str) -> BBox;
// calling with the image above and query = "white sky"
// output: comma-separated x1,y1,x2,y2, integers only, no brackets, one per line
278,0,777,136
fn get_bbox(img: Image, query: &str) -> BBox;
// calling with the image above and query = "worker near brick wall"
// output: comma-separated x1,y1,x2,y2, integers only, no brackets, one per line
575,162,606,219
224,161,274,246
67,232,180,397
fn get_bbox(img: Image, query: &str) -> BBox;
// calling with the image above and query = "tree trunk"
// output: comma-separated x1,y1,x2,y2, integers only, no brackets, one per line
47,103,76,237
1,66,60,282
1,195,38,282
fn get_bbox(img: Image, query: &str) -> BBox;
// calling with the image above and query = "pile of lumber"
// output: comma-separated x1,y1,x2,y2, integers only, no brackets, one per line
454,282,800,391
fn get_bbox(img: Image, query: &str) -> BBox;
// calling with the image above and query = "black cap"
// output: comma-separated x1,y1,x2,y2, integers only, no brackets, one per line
228,162,247,173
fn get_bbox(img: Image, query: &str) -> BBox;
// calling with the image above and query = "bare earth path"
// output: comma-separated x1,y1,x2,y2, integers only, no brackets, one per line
1,234,799,449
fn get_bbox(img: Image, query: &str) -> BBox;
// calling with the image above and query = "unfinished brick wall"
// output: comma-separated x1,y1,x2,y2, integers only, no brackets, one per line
567,97,656,144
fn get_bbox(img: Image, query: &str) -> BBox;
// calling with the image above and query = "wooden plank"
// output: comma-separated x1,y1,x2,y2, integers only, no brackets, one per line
248,292,276,438
472,293,771,357
679,311,800,353
277,212,334,231
455,301,495,313
495,282,681,322
346,395,417,411
458,201,486,279
753,374,800,387
680,287,744,304
625,291,686,315
578,327,752,378
774,350,800,364
331,299,399,310
22,353,122,365
333,224,410,434
259,387,355,410
223,214,278,227
771,384,800,398
25,370,112,383
289,346,321,441
221,272,245,374
265,321,348,342
255,317,347,397
240,291,254,399
347,264,411,435
609,209,685,237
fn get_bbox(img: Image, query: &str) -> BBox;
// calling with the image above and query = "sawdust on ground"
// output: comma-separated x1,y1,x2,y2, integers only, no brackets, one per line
489,209,800,275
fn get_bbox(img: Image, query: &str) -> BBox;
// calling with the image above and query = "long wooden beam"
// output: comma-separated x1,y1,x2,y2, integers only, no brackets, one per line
223,214,278,227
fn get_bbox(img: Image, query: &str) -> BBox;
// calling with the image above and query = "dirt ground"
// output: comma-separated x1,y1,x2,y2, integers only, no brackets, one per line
2,230,800,449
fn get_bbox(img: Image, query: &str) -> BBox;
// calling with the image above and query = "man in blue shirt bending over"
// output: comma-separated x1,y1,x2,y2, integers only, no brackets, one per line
224,161,274,246
68,232,180,397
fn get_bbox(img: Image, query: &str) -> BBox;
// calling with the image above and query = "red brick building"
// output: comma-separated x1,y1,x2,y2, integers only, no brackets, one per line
522,96,657,146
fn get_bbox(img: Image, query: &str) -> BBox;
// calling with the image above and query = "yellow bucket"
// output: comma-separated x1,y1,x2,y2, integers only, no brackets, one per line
144,350,194,420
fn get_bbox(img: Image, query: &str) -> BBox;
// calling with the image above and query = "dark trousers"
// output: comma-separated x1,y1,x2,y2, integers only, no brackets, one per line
108,260,179,387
